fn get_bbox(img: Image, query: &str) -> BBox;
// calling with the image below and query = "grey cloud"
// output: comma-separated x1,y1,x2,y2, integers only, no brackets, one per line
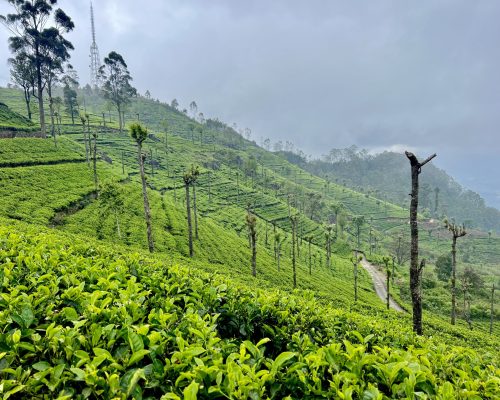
0,0,498,207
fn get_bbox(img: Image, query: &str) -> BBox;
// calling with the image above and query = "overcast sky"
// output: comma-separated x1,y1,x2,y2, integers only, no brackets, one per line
1,0,499,208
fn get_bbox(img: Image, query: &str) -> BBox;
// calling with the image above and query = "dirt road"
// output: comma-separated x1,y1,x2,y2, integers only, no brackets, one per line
360,257,405,312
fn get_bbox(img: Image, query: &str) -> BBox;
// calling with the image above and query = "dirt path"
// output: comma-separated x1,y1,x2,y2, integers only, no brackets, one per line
360,257,405,312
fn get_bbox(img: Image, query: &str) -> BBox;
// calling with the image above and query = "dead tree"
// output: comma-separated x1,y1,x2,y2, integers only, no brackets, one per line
405,151,436,335
444,219,466,325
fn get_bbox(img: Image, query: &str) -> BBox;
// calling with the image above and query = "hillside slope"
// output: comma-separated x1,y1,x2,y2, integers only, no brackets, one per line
282,149,500,233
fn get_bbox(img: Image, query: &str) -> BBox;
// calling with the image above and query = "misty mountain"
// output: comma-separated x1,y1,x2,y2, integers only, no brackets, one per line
279,147,500,233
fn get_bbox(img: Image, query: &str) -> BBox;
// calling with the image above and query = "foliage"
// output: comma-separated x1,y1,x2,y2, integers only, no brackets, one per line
0,223,498,398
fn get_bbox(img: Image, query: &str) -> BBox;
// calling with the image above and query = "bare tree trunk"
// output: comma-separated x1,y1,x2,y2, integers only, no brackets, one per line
185,181,193,257
353,252,358,303
47,85,56,148
193,183,199,240
406,151,436,335
291,216,297,289
23,89,32,120
138,145,154,253
82,122,90,166
92,132,99,197
386,267,390,310
35,52,46,137
308,240,312,275
277,243,281,272
490,284,495,335
451,237,457,325
251,229,257,277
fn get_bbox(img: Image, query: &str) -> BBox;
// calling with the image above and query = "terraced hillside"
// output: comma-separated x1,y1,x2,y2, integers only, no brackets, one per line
0,85,498,337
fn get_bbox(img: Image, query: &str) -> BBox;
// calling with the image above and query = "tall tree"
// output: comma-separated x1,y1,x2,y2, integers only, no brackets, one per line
444,219,467,325
99,51,136,133
405,151,436,335
246,208,257,277
130,123,154,253
183,170,195,257
325,224,333,270
2,0,74,137
8,52,35,120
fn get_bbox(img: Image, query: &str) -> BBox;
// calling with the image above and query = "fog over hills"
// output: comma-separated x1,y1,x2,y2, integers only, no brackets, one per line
0,0,498,208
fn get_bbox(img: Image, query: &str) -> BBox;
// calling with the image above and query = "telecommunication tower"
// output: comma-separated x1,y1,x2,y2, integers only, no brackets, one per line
89,2,101,87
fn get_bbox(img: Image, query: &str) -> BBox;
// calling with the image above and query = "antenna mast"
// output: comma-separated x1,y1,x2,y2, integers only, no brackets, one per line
89,2,101,88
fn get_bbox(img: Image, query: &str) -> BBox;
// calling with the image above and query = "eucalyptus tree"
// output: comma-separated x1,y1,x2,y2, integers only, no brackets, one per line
246,208,257,277
99,51,136,133
2,0,75,137
8,52,35,119
130,123,154,253
444,219,467,325
405,150,436,335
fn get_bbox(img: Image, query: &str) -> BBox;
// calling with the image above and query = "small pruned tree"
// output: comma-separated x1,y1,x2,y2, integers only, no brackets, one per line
99,181,124,238
444,219,466,325
130,123,154,253
79,114,90,165
351,251,363,303
190,165,200,240
435,252,452,282
405,150,436,335
352,215,365,248
274,232,282,272
324,224,333,271
183,169,195,257
246,207,257,277
290,215,298,288
382,256,392,310
99,51,136,133
459,266,483,330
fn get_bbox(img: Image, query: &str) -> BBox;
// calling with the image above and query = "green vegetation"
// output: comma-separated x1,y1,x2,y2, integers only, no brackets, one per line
0,102,36,132
1,2,499,395
0,222,498,399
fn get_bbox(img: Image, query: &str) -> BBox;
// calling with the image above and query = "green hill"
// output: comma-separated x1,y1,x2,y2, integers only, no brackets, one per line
284,149,500,233
0,85,499,397
0,101,37,133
